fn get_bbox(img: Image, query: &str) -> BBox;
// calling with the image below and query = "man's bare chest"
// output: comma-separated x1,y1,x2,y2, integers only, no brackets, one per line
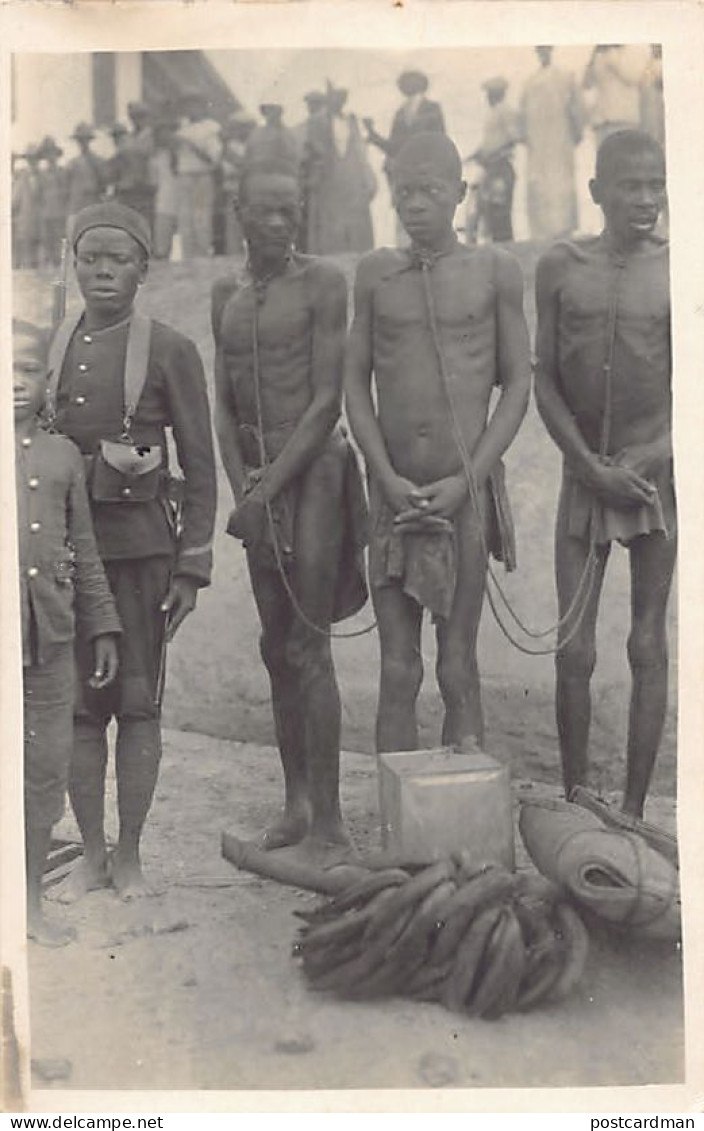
220,281,312,357
373,262,495,335
560,257,670,327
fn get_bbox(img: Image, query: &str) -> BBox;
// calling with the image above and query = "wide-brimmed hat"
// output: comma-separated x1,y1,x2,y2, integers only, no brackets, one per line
109,121,129,138
304,90,326,106
40,135,64,158
398,70,429,95
482,76,508,96
71,122,96,141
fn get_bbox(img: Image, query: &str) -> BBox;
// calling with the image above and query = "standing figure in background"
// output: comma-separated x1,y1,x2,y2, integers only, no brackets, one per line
66,123,108,228
364,69,445,182
39,137,68,267
306,86,375,255
640,45,665,147
469,77,522,244
244,104,301,172
364,69,446,247
12,145,43,269
111,102,157,228
150,116,179,261
107,122,129,199
520,46,584,241
297,91,328,253
582,45,644,149
174,91,222,258
219,111,256,257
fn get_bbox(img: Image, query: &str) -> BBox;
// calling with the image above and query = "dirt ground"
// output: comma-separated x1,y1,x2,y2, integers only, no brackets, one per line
12,247,681,1097
30,731,683,1094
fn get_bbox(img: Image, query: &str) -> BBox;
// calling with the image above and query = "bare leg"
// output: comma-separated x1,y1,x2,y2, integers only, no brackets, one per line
111,718,161,899
290,446,351,852
26,824,75,947
374,585,424,753
554,491,610,799
56,718,112,903
248,558,310,849
623,529,677,817
435,494,490,748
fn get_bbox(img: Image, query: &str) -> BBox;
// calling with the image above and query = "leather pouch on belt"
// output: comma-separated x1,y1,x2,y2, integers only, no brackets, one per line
90,439,163,503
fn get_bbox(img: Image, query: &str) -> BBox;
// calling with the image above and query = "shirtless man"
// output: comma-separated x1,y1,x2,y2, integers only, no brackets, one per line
211,159,366,858
534,129,673,818
345,132,531,752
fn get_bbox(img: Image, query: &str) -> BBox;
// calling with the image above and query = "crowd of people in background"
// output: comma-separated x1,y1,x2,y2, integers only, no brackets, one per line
11,44,665,270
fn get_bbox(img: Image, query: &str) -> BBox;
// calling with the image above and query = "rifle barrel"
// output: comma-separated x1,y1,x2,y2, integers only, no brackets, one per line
51,237,69,329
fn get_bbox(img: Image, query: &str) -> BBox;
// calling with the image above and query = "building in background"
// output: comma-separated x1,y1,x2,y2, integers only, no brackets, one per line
11,51,239,158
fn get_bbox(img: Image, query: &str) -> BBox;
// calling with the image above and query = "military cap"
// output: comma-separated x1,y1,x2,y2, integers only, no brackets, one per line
70,202,152,257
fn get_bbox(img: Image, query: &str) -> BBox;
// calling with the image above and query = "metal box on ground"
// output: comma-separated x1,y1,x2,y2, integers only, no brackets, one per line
378,747,515,869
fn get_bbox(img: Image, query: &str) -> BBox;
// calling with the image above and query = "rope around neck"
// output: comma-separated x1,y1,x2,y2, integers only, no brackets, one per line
250,281,378,640
418,252,624,657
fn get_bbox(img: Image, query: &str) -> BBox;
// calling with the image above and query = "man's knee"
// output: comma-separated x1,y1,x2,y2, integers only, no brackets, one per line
556,638,597,679
627,623,668,672
380,651,423,702
285,631,334,686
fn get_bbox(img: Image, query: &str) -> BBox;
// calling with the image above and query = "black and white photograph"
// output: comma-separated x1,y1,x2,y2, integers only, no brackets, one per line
1,2,703,1112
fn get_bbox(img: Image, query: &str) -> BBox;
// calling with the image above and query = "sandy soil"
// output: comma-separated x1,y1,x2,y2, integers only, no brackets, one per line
12,247,681,1097
30,730,683,1094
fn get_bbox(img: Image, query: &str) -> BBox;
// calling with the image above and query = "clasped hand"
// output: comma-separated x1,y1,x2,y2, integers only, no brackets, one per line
386,474,467,529
592,451,657,509
227,470,269,546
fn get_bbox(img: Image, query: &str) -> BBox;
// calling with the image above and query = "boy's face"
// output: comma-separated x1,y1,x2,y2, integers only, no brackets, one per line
393,161,466,247
13,331,47,424
238,173,300,259
591,148,667,244
74,227,147,317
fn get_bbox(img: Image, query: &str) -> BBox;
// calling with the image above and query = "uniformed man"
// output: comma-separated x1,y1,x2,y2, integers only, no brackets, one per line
48,202,217,900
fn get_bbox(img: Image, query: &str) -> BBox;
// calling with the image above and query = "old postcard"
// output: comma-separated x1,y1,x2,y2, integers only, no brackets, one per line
1,0,703,1115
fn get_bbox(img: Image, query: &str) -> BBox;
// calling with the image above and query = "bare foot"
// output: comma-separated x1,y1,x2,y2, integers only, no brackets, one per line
27,911,76,948
292,829,358,868
47,857,111,904
254,808,310,851
109,852,154,902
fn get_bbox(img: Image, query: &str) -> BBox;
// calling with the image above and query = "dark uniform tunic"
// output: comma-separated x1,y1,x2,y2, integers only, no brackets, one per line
53,312,217,720
17,427,121,826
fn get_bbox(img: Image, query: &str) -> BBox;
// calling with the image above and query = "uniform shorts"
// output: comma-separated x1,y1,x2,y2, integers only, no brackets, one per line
75,555,172,722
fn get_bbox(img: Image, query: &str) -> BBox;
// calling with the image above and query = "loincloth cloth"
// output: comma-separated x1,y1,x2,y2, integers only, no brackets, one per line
368,461,516,621
234,421,369,623
562,463,675,547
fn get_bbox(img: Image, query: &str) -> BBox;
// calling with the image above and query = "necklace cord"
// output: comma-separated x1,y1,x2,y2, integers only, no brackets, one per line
250,283,378,640
418,254,623,657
